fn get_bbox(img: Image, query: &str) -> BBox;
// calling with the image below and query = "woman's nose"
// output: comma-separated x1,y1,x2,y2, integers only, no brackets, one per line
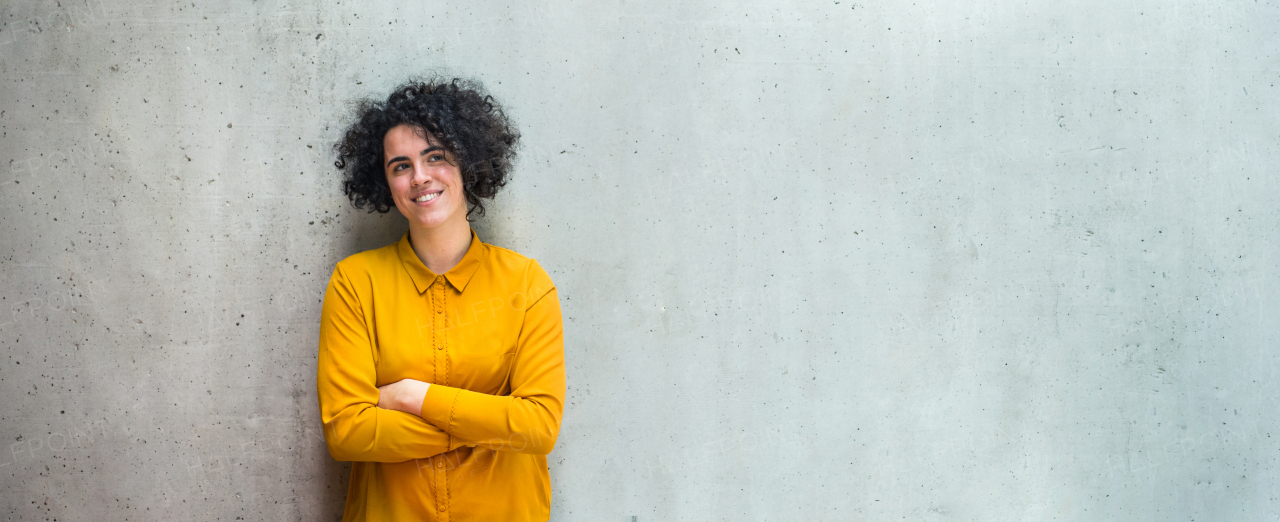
411,162,432,185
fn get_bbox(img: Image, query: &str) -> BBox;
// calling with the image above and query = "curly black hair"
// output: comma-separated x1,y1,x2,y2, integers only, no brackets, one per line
334,77,520,218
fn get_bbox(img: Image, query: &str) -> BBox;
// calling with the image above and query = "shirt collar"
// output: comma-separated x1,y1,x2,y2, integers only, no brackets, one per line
396,227,485,294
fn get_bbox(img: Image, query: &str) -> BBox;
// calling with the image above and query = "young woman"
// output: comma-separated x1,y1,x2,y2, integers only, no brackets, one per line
317,78,564,521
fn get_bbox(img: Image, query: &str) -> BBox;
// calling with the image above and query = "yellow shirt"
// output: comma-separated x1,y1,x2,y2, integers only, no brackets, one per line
317,228,565,522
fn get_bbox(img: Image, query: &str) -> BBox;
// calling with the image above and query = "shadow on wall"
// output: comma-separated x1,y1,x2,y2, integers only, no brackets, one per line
342,211,410,256
471,218,501,249
320,460,352,519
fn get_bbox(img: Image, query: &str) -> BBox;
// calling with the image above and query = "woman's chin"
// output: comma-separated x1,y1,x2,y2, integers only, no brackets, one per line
409,213,457,231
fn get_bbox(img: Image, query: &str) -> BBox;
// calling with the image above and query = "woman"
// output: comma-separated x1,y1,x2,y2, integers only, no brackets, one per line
317,78,565,522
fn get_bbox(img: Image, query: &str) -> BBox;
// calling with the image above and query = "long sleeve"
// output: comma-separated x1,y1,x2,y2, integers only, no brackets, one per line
418,280,566,456
316,264,460,463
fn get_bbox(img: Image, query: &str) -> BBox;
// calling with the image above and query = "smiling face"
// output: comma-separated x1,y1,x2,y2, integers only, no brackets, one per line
383,124,468,231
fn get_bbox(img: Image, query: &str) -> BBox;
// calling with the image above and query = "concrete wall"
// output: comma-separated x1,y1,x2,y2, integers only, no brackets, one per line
2,0,1277,520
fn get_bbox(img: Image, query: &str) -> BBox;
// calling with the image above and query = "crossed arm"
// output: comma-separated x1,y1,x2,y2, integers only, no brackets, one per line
316,265,565,463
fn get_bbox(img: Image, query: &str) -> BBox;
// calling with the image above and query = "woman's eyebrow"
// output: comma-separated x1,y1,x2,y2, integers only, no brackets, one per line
387,146,446,167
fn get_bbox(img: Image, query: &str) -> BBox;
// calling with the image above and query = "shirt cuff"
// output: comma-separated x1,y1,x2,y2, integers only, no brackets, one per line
420,382,460,431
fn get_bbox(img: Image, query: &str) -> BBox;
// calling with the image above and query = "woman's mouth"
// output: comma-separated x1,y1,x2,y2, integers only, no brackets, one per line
413,191,441,203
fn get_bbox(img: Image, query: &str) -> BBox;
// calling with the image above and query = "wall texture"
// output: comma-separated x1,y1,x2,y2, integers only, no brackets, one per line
2,0,1278,520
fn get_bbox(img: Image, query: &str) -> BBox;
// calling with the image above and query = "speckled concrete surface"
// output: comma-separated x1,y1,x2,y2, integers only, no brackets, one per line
1,1,1278,520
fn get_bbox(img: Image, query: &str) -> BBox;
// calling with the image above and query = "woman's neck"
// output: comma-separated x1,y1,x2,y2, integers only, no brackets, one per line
407,217,472,275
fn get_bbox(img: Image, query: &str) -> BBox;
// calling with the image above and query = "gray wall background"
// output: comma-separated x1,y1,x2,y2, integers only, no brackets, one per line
2,0,1277,520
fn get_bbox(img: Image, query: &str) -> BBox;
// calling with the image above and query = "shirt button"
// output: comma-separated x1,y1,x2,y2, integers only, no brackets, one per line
437,462,445,469
436,308,443,314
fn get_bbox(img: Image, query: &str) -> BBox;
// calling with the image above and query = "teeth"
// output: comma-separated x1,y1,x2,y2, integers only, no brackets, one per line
413,192,439,203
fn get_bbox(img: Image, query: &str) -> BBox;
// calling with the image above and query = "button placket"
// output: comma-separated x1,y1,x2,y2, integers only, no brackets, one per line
429,276,451,520
435,277,446,349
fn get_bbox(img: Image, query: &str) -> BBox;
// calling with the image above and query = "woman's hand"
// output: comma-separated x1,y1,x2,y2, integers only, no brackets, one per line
377,379,431,417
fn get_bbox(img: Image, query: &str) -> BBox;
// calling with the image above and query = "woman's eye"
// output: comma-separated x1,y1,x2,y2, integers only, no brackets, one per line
428,154,444,162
